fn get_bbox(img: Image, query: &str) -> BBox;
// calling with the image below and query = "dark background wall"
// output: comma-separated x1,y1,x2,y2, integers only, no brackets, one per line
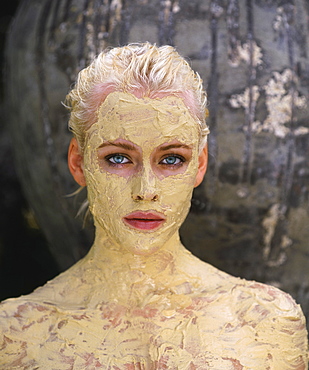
0,2,59,301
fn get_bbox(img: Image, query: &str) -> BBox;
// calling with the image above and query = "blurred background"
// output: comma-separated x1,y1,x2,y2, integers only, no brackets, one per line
0,1,59,301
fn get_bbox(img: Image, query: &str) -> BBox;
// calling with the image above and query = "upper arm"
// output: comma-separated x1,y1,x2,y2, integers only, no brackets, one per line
0,303,26,369
255,286,308,369
0,299,41,369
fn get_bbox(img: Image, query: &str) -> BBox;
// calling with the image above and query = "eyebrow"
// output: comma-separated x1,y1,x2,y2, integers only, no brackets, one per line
98,141,192,152
158,143,192,151
98,141,137,151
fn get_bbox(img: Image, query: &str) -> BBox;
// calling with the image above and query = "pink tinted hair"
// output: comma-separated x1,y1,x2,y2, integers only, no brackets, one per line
65,43,209,151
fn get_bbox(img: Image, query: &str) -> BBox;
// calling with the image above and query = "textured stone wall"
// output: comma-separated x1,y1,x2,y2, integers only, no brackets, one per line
5,0,309,327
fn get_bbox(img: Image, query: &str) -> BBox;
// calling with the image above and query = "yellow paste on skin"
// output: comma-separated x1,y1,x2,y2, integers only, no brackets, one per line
84,92,200,256
0,92,308,369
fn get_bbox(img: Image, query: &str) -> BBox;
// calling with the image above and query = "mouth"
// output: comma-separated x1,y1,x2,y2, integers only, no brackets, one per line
123,211,166,231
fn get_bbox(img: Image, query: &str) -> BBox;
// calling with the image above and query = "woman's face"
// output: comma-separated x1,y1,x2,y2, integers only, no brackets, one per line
81,92,205,255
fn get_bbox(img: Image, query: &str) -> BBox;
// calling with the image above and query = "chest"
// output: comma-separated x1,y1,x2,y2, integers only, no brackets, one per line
19,304,261,369
4,296,274,369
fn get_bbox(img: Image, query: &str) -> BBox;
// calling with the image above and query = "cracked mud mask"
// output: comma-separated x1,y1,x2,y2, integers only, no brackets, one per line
83,92,200,254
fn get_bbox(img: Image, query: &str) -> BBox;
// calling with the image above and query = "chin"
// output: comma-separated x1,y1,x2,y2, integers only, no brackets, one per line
124,243,163,256
118,235,167,256
94,216,180,256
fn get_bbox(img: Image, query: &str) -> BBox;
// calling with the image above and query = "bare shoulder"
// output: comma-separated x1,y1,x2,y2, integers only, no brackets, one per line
239,279,308,368
195,259,306,324
0,262,83,369
0,261,85,339
0,295,56,369
214,264,307,330
232,278,307,332
199,263,309,368
187,255,307,326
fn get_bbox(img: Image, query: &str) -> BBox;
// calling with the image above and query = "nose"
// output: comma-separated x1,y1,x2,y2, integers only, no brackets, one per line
131,167,159,202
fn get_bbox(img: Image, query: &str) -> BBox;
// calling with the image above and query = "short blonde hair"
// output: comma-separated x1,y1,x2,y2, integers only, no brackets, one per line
65,42,209,151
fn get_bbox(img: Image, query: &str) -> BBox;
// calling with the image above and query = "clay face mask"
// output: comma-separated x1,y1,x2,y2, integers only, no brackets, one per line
83,92,201,255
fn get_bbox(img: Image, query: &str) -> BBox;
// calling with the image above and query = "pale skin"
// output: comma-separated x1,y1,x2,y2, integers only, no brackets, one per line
0,92,307,369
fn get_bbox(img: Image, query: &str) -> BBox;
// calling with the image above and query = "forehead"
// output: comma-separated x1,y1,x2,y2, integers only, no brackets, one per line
86,92,199,148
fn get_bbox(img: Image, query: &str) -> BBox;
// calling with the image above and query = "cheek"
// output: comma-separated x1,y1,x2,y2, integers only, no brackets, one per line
86,170,130,211
84,150,198,214
160,172,196,210
162,161,198,207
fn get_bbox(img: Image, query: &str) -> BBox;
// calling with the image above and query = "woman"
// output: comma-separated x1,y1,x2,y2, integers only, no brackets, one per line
0,43,308,369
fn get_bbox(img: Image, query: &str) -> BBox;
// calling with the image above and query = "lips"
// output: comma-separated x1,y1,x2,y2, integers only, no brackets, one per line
123,211,166,231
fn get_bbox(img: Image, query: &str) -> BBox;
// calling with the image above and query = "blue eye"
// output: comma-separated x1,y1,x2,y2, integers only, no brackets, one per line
161,156,183,165
108,155,130,164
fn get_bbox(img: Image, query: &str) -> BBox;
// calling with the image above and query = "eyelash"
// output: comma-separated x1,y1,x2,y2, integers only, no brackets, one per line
105,154,131,166
103,153,186,167
159,154,185,167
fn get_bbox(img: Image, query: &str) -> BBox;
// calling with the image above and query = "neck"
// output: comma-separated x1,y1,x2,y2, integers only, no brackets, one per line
80,225,200,308
88,225,186,278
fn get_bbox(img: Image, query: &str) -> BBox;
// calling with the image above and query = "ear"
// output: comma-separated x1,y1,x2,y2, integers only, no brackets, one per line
68,138,87,186
194,144,208,188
